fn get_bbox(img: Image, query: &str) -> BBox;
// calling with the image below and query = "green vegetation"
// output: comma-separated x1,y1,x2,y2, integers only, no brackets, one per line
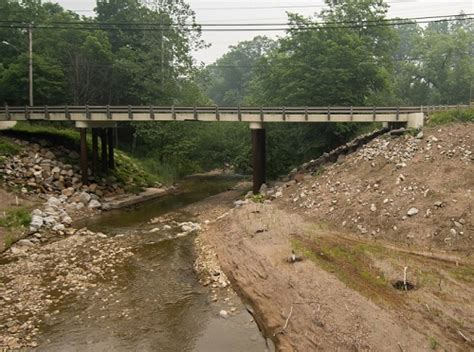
10,121,81,147
0,207,31,229
114,151,161,189
292,235,398,305
429,337,438,350
449,265,474,283
250,193,265,203
0,139,21,157
4,233,15,248
428,108,474,126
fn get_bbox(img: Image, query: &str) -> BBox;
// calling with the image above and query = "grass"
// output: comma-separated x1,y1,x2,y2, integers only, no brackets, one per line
428,108,474,126
139,157,179,185
0,207,31,229
4,233,15,248
429,336,438,350
0,139,21,156
113,151,161,189
9,121,81,147
292,234,401,306
449,266,474,283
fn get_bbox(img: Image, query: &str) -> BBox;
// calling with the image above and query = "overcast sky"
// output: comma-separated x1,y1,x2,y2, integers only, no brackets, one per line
49,0,473,65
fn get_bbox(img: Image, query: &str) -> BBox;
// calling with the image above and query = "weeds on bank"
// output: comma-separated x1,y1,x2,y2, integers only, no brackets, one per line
0,139,21,160
250,193,265,203
449,266,474,283
4,233,15,248
0,207,31,229
429,337,438,350
428,108,474,126
291,235,399,306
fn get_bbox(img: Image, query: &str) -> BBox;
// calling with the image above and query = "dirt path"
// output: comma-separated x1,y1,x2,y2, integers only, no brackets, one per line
198,200,474,351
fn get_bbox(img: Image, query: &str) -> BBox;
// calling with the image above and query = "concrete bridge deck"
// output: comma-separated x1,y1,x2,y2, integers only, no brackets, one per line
1,105,429,127
0,104,468,192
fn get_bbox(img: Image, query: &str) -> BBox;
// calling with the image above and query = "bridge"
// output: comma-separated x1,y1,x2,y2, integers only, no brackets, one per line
0,105,466,193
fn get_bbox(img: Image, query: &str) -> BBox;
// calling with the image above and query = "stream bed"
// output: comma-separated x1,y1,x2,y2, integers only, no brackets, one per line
36,176,268,351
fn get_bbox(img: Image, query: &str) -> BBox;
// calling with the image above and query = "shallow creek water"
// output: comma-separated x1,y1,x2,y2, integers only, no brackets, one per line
37,176,268,351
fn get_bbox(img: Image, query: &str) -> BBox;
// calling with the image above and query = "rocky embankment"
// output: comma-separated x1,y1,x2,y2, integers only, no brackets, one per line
268,123,472,252
0,136,169,251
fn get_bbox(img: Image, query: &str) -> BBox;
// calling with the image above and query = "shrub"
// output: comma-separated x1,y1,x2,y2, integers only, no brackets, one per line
429,108,474,126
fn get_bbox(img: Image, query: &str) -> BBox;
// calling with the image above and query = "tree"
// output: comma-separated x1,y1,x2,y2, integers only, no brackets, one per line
201,36,275,105
391,15,473,105
241,0,396,176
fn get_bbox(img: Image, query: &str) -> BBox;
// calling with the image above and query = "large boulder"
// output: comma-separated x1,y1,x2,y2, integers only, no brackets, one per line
79,192,91,205
88,199,102,209
30,215,44,230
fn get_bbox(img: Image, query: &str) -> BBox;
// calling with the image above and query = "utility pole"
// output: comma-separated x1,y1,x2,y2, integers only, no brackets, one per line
161,17,164,93
28,24,33,106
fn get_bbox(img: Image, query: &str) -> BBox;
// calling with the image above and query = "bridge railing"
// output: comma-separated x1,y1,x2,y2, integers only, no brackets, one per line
0,104,470,121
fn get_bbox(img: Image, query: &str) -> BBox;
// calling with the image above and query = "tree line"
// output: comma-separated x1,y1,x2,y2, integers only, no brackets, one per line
1,0,472,179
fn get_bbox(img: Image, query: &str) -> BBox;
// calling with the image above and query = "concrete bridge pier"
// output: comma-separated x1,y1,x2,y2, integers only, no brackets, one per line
75,121,117,184
250,122,266,194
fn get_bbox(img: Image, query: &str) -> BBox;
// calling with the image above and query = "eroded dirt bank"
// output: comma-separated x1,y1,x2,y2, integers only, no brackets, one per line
196,123,473,351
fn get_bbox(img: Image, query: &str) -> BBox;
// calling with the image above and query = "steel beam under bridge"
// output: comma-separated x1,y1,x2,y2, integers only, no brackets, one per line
2,105,464,192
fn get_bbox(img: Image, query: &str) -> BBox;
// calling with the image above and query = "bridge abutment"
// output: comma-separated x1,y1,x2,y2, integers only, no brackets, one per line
250,122,266,194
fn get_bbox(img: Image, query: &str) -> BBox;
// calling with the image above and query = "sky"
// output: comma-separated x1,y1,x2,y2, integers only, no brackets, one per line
49,0,473,65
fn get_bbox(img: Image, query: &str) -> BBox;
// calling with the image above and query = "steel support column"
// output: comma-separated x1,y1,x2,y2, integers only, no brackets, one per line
92,129,99,173
107,128,115,169
100,128,108,172
79,128,88,184
250,123,266,194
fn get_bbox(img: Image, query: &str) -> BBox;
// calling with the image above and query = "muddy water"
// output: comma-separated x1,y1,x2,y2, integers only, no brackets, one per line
38,176,268,351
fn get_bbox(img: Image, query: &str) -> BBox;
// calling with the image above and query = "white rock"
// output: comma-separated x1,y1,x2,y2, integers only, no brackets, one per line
30,215,44,231
52,224,66,232
370,204,377,212
219,310,228,318
163,225,172,230
31,209,44,217
43,216,57,226
407,208,419,217
17,239,35,247
234,199,248,207
79,192,91,205
62,216,73,225
88,199,102,209
149,228,160,233
47,196,62,207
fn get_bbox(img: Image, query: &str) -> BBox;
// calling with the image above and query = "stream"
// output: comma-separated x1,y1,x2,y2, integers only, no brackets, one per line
36,175,268,351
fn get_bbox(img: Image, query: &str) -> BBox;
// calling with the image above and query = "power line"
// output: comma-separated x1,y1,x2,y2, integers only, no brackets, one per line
47,0,443,12
0,16,471,32
1,13,470,27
